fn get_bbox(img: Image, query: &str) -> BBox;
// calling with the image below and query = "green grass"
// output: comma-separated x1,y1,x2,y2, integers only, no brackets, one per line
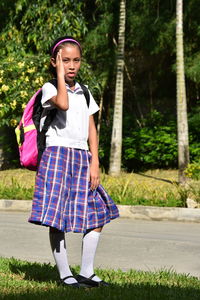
0,257,200,300
0,168,200,207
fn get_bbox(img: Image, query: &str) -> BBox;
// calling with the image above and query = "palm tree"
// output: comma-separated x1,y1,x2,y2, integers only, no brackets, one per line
109,0,126,176
176,0,189,184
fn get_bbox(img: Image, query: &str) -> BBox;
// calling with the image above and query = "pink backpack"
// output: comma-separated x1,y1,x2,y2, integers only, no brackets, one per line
15,80,57,170
15,89,43,170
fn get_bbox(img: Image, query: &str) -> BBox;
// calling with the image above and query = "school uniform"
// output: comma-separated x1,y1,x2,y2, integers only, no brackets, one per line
29,82,119,233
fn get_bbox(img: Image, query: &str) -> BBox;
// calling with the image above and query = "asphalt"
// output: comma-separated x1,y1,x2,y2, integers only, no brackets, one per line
1,211,200,278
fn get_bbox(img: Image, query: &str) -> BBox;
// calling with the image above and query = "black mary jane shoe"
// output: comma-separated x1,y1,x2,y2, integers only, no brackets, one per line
60,275,80,288
76,274,109,288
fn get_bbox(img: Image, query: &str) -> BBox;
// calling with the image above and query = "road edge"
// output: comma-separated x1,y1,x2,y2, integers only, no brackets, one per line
1,199,200,223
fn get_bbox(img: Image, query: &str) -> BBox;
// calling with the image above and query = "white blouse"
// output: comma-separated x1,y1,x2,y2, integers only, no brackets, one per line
40,82,99,150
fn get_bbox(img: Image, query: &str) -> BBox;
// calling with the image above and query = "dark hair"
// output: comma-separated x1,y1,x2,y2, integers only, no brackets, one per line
49,36,82,77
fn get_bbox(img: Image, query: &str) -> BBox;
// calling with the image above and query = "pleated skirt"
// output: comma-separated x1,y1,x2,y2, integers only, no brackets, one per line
28,146,119,233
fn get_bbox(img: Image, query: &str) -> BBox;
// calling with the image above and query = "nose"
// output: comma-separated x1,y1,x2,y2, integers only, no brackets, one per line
69,61,75,69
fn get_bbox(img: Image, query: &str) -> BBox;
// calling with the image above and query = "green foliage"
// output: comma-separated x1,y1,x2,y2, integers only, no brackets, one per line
184,0,200,84
0,178,33,200
184,162,200,181
0,54,49,127
0,0,87,55
185,53,200,84
187,182,200,203
123,111,177,170
188,107,200,161
98,118,113,170
122,108,200,171
0,127,20,168
84,0,119,104
126,0,176,54
0,0,15,31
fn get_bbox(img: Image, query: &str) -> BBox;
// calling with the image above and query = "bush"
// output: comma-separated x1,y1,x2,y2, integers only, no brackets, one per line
0,55,50,128
123,111,177,171
122,108,200,171
184,161,200,180
188,107,200,162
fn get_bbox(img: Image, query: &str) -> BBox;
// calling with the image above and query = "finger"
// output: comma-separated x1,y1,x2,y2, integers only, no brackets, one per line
90,176,99,190
90,176,95,190
56,49,62,62
90,179,95,191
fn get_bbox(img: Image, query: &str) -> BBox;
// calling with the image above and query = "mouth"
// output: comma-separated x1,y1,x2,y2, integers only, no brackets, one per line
67,72,76,78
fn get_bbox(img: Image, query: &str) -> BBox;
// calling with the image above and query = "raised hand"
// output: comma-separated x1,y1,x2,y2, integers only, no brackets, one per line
56,49,65,79
50,48,69,110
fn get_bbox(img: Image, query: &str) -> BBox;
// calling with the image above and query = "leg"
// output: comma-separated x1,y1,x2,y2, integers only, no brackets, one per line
79,227,103,282
49,227,78,285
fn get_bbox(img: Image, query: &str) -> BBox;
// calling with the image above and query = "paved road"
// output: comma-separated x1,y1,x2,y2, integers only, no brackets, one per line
1,211,200,278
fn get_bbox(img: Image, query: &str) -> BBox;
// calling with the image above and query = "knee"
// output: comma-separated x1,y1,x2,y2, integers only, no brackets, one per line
50,227,63,234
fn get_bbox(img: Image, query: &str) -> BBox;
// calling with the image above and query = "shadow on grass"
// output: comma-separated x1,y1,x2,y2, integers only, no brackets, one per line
137,172,178,185
9,259,58,282
3,260,200,300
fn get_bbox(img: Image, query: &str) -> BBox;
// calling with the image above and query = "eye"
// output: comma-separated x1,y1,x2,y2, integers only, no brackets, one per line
63,58,69,63
74,58,81,62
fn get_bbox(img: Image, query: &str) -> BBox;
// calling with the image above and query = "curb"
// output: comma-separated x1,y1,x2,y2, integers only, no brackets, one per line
0,200,32,212
118,205,200,223
1,199,200,223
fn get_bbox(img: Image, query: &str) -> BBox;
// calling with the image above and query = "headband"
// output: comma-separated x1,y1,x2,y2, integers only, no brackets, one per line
52,38,81,54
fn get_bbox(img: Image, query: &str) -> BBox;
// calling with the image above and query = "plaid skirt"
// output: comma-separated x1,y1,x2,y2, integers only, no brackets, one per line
28,146,119,233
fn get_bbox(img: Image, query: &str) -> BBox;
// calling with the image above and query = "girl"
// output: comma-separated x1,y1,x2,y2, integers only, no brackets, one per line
28,36,119,288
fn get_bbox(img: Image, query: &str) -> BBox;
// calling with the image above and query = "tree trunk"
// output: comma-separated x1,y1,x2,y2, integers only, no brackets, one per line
176,0,189,184
109,0,126,176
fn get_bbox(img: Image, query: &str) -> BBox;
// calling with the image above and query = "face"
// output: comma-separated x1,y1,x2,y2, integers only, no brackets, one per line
52,44,81,84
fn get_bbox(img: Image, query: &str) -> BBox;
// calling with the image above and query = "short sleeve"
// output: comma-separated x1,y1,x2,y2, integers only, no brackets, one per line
41,82,57,108
88,90,99,116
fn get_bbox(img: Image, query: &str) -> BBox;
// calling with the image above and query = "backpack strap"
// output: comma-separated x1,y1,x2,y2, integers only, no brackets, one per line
79,83,90,108
49,78,58,89
42,79,57,131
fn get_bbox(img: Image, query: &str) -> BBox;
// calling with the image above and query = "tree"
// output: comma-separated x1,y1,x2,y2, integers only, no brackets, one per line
109,0,126,175
176,0,189,184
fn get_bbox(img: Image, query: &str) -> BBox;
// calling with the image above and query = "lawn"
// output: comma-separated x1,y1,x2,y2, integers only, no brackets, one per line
0,257,200,300
0,168,199,207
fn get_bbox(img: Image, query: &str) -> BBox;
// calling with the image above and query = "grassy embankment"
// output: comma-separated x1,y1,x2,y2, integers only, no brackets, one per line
0,168,199,207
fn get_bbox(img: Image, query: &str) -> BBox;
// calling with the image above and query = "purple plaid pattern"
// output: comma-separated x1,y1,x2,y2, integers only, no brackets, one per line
29,146,119,232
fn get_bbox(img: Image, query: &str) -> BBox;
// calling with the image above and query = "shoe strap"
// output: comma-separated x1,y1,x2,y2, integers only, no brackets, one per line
62,275,75,281
88,274,96,280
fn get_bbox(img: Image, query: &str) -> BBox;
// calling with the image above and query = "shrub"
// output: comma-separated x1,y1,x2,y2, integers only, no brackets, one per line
123,111,177,171
184,162,200,180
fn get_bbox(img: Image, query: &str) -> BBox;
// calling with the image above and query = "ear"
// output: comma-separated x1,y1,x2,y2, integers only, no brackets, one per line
50,57,56,67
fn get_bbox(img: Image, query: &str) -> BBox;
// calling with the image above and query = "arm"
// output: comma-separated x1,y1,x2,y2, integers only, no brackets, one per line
50,49,69,111
88,115,100,190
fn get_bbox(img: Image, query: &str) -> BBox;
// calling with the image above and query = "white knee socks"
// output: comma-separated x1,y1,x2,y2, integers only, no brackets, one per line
49,229,77,284
80,230,102,282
